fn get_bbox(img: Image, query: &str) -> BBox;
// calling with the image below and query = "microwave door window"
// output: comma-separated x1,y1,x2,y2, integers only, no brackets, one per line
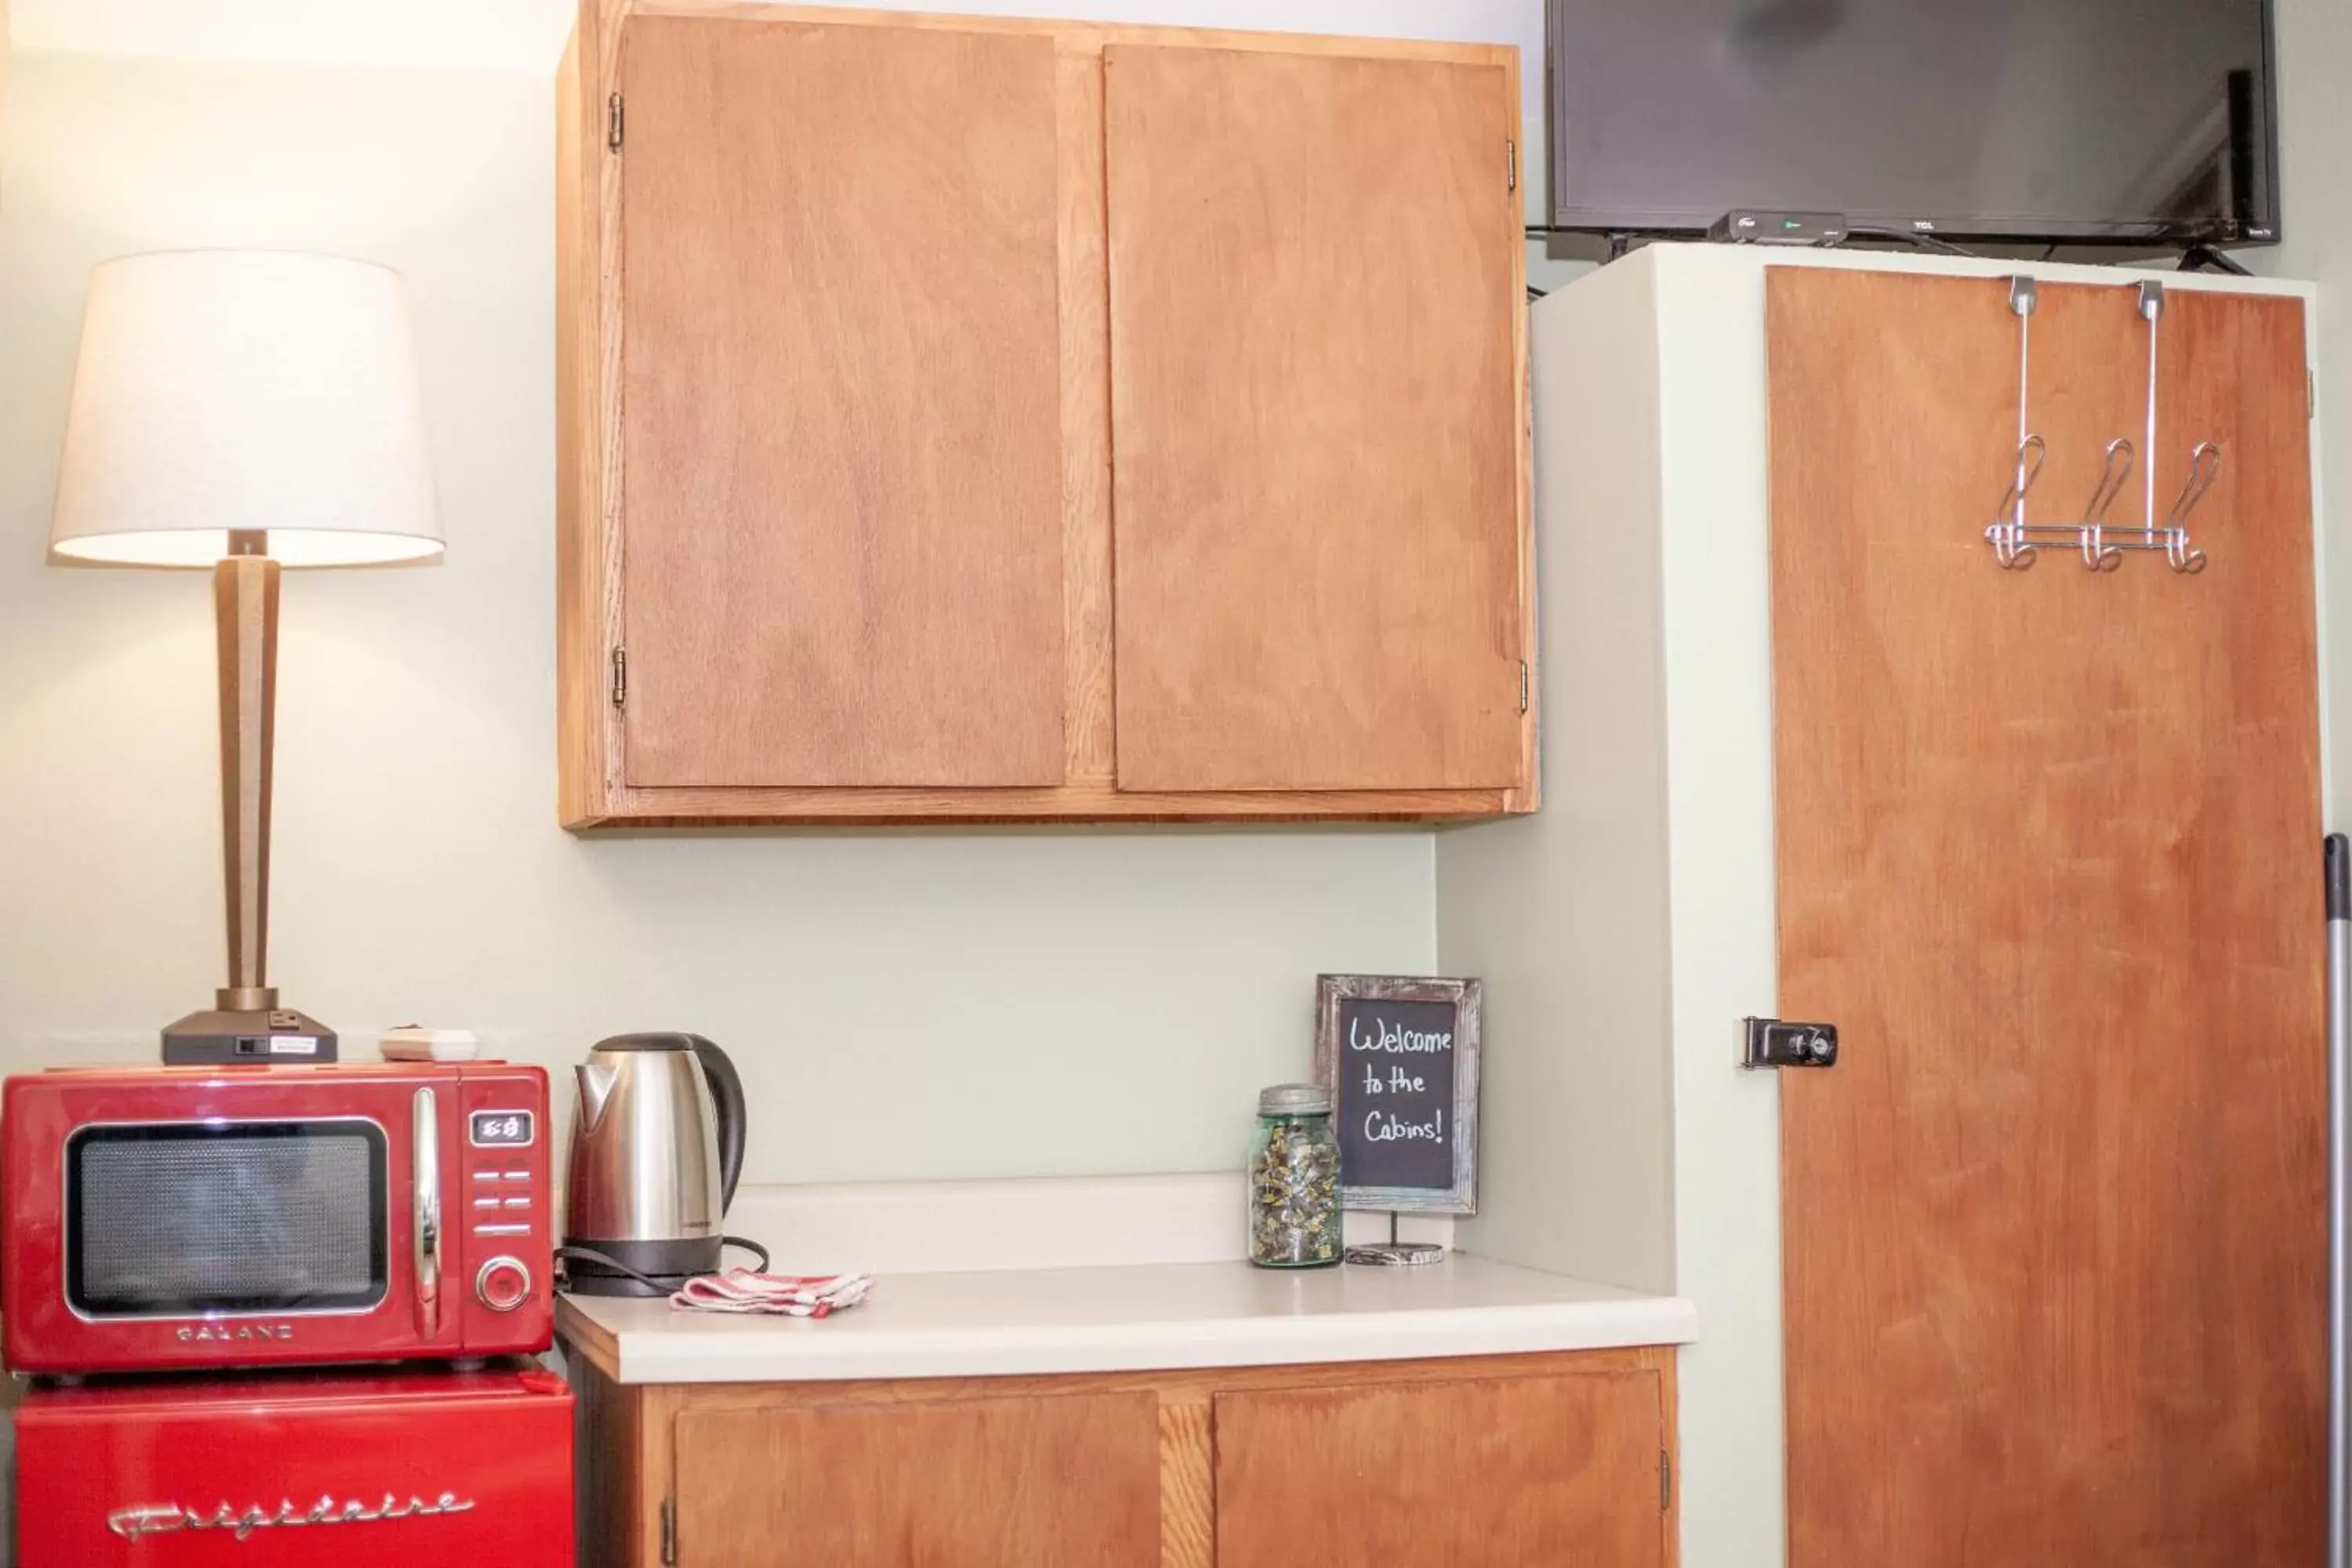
65,1123,390,1316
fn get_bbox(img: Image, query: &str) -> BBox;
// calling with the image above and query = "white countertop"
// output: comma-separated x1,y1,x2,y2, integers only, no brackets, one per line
557,1254,1697,1385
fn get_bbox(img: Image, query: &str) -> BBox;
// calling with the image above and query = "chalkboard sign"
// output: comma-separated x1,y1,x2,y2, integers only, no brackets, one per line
1313,975,1481,1215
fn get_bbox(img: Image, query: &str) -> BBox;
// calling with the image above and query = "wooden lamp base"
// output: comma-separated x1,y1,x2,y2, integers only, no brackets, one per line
162,1000,338,1066
161,539,336,1063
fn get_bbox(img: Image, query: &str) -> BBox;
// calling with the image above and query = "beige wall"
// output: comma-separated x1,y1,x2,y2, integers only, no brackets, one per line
0,0,10,211
0,48,1437,1185
2275,0,2352,820
1440,253,1676,1298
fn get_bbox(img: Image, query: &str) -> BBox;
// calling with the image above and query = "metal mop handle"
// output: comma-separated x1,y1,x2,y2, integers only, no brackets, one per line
2328,833,2350,1568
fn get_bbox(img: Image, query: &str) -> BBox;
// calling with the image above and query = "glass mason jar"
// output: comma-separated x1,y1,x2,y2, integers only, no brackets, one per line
1248,1083,1343,1268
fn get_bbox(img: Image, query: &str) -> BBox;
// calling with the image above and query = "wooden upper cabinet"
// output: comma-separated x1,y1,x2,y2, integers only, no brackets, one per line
614,16,1066,789
557,3,1533,825
1214,1372,1669,1567
1105,45,1530,793
670,1392,1160,1566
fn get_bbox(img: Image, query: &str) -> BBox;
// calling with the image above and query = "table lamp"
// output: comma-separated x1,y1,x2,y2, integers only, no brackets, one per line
49,251,441,1064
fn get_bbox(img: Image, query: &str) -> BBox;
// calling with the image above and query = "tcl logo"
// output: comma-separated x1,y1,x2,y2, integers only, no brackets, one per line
175,1323,293,1344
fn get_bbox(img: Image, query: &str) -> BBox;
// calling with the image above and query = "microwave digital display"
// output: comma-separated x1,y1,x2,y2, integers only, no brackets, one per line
468,1110,535,1149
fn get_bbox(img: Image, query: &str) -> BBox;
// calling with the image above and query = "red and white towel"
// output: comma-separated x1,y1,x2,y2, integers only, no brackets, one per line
669,1268,873,1319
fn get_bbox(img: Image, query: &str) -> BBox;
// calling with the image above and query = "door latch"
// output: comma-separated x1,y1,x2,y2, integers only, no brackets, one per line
1741,1017,1838,1069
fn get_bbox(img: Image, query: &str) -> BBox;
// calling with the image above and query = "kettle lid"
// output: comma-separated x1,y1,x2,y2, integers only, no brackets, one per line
593,1033,696,1053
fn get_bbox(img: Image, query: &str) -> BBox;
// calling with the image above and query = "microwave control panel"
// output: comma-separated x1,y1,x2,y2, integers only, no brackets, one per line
457,1066,553,1350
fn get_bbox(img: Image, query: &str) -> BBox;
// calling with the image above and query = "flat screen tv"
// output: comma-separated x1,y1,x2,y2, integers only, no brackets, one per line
1546,0,2279,245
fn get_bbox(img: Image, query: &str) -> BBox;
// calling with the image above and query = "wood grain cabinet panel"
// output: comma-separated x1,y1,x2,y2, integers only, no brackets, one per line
1105,45,1529,792
559,2,1533,822
615,16,1066,789
1214,1372,1668,1567
565,1347,1677,1568
1769,270,2323,1567
670,1392,1160,1566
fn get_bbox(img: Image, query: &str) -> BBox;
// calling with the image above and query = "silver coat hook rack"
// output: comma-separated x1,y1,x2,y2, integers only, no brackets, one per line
2079,437,2132,572
2136,283,2217,574
2164,441,2220,574
1985,279,2048,570
1991,434,2048,569
1984,276,2220,575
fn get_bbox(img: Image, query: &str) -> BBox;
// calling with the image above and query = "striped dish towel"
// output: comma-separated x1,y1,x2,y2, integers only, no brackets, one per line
668,1269,873,1319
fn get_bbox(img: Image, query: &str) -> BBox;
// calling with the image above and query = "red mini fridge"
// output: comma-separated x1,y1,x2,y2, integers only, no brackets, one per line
14,1362,574,1566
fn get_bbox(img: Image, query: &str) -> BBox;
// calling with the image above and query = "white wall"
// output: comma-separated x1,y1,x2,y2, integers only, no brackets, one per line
1440,254,1676,1298
0,46,1439,1188
1646,245,1794,1568
2277,0,2352,822
3,0,1592,281
5,0,1539,94
8,0,572,72
0,0,10,209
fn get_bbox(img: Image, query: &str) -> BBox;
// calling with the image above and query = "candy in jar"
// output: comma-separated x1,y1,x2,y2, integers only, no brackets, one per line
1248,1083,1342,1268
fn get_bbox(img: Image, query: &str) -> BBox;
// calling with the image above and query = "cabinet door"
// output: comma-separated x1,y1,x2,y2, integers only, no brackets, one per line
1769,274,2323,1565
671,1392,1159,1566
617,17,1066,788
1214,1372,1667,1567
1104,44,1528,792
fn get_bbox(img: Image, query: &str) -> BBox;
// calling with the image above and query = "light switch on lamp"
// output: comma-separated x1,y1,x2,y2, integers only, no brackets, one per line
49,250,442,1064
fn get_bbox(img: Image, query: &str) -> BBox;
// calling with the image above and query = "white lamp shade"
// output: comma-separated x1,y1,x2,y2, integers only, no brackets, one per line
50,251,442,568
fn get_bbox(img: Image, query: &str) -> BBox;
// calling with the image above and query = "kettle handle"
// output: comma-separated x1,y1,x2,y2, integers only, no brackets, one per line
684,1035,747,1213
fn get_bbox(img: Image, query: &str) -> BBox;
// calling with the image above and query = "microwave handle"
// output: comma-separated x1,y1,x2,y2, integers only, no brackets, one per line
412,1087,442,1338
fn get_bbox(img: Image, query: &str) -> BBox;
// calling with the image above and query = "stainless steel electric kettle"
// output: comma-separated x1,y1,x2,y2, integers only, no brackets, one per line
559,1033,764,1296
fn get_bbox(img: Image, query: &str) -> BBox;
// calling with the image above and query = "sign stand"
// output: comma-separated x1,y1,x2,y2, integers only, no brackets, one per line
1314,973,1483,1266
1345,1210,1443,1269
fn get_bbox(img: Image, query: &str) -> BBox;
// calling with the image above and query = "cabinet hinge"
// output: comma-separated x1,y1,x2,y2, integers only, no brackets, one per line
608,92,625,151
611,648,628,710
1661,1450,1673,1511
660,1497,676,1565
1507,138,1519,193
1518,660,1530,714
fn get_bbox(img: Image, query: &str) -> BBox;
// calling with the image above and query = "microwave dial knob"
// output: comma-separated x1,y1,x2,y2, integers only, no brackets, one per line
475,1256,533,1314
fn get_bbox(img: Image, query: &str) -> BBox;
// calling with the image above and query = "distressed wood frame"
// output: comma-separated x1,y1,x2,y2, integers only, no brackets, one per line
1313,973,1482,1215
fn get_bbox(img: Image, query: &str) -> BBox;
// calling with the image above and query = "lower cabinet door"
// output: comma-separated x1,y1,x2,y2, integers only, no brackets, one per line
670,1391,1160,1566
1214,1371,1668,1568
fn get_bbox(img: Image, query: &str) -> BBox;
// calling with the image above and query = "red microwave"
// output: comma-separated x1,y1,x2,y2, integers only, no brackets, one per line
2,1062,554,1375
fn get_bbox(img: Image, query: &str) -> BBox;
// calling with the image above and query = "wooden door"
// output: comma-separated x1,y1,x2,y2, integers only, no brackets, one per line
1214,1372,1668,1566
616,16,1066,788
1769,269,2324,1566
670,1391,1159,1566
1103,44,1529,792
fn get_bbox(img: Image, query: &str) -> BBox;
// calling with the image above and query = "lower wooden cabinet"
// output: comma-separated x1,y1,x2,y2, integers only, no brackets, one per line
573,1348,1678,1567
673,1392,1160,1565
1215,1373,1668,1567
